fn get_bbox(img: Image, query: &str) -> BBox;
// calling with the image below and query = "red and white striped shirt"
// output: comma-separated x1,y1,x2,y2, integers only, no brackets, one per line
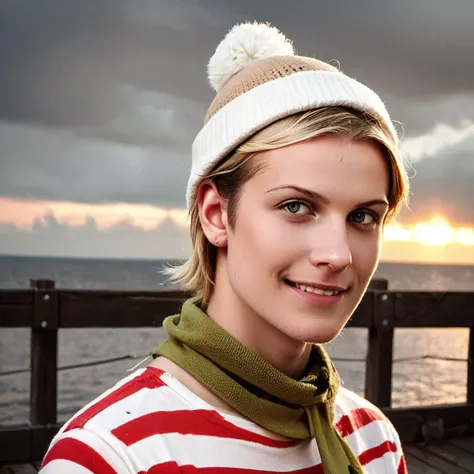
39,366,407,474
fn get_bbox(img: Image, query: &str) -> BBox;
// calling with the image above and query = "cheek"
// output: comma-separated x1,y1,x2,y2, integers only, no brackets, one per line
230,212,300,275
351,231,383,278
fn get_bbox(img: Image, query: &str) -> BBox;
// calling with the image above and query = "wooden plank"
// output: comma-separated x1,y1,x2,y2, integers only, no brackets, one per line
0,289,34,327
0,425,61,464
31,286,58,330
5,287,474,329
364,324,394,407
30,425,57,463
405,445,471,473
425,442,474,472
59,291,185,327
2,286,474,329
0,306,32,327
404,452,443,473
0,290,33,305
384,404,474,444
29,327,58,425
365,288,394,408
368,278,389,290
347,291,372,327
448,438,474,455
29,280,58,426
139,289,191,299
0,464,38,474
394,291,474,327
58,289,367,328
0,426,31,463
468,327,474,405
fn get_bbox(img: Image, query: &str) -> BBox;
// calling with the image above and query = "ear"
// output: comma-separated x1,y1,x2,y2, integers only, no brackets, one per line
197,179,228,248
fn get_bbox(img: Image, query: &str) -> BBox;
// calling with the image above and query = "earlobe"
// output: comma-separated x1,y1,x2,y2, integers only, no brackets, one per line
198,180,228,248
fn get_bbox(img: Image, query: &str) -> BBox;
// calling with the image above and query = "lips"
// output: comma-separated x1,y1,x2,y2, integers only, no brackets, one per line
285,279,347,296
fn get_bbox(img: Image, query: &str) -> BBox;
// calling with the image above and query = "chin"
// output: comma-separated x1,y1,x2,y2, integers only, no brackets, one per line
283,322,345,345
307,330,342,345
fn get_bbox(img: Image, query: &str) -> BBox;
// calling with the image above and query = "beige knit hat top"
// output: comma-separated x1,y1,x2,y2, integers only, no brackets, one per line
187,21,397,207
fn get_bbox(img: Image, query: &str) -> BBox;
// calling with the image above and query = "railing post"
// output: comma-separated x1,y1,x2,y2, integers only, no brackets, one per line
368,278,389,291
365,278,394,408
29,279,58,426
468,327,474,405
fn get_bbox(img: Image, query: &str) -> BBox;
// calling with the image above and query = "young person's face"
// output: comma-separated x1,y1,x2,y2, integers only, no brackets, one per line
223,134,390,344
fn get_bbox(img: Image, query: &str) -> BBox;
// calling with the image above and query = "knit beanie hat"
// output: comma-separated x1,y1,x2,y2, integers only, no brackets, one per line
186,21,397,207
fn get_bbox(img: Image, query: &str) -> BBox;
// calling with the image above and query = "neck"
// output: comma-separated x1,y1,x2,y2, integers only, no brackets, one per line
206,259,311,379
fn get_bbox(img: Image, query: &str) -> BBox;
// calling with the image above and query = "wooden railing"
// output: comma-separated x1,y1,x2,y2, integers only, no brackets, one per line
0,278,473,464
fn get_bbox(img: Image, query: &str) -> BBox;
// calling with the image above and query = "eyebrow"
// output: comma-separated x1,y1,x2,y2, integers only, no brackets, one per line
265,185,389,208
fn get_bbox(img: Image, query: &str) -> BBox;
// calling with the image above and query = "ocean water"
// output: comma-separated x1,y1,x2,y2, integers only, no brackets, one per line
0,255,471,425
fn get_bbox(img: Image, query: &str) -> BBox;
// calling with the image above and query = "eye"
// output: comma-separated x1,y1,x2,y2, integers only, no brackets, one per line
281,200,311,215
350,210,378,226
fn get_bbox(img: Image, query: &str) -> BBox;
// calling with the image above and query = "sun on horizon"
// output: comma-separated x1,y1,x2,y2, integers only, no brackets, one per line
382,214,474,265
384,214,474,246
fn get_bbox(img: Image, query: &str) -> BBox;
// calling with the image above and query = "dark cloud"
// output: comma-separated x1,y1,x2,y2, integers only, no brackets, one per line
224,0,474,99
1,0,474,132
0,123,189,207
403,135,474,224
0,0,224,130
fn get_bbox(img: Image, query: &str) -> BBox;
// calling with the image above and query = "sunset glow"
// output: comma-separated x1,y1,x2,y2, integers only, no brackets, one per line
0,197,188,231
2,198,473,245
1,197,474,262
384,215,474,246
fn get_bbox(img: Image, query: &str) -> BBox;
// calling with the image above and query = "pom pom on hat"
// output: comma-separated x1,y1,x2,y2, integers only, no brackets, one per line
207,21,295,92
188,20,399,208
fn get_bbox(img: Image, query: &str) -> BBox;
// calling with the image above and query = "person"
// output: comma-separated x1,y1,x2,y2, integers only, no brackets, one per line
39,21,410,474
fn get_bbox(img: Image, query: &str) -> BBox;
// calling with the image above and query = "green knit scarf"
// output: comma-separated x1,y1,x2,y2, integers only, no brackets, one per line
153,297,363,474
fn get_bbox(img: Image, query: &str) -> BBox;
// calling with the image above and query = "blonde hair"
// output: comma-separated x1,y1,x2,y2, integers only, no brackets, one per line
166,107,409,305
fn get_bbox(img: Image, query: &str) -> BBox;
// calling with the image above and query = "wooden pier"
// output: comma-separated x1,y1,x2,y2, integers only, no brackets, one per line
0,278,473,472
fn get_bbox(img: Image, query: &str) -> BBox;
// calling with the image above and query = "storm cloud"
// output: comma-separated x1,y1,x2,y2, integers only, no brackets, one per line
1,0,474,220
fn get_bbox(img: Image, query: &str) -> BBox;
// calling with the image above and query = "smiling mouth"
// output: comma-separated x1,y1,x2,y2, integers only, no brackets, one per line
284,279,347,296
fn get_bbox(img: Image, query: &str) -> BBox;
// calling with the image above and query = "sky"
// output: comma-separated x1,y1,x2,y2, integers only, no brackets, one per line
1,0,474,263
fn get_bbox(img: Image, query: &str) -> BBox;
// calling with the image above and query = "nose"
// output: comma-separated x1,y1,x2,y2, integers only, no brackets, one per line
308,216,352,272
